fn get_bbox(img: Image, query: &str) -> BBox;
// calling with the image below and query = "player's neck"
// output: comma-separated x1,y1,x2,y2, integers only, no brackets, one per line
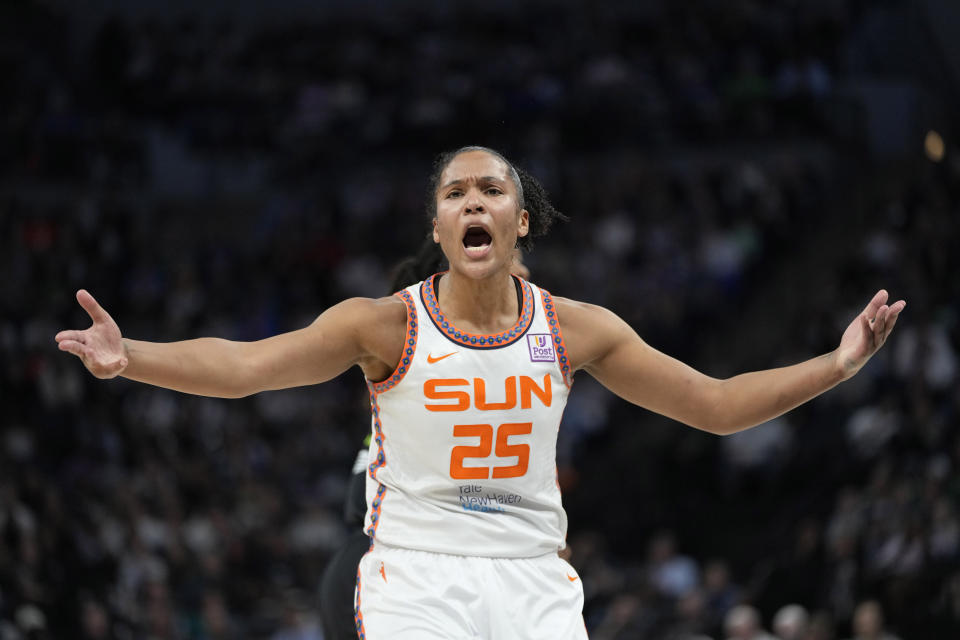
437,268,519,334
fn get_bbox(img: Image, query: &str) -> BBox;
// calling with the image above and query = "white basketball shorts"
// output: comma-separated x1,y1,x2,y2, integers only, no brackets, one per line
353,541,588,639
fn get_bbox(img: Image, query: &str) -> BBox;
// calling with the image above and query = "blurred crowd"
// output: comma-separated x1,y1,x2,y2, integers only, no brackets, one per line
5,0,861,191
3,0,959,639
563,152,960,640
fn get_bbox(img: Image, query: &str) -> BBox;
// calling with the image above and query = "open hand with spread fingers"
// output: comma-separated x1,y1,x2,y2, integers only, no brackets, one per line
55,290,128,379
834,289,906,380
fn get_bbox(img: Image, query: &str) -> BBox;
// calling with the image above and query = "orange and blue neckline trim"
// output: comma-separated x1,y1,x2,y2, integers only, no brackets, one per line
421,272,535,349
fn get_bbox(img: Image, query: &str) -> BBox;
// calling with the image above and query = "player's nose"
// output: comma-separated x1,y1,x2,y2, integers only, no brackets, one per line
463,190,484,214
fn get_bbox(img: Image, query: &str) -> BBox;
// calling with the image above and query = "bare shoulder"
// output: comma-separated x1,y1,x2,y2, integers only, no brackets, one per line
314,294,406,327
552,296,609,321
552,296,625,331
339,294,408,325
319,294,409,381
552,296,632,372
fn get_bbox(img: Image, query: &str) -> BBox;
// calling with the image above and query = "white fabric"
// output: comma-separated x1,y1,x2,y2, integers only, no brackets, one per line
355,541,587,640
363,276,572,558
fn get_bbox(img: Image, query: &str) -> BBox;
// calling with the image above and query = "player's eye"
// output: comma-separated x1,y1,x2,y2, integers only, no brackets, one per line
446,190,463,199
485,187,503,196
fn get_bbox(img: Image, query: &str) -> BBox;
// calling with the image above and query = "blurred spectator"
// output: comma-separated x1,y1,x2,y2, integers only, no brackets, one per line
269,591,322,640
803,611,837,640
843,600,901,640
773,604,809,640
756,518,826,615
892,323,957,391
703,560,742,630
844,401,901,460
648,531,700,600
724,605,776,640
720,416,794,491
591,591,655,640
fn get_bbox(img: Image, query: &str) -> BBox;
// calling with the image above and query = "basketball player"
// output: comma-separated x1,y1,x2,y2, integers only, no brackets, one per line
56,146,905,639
319,240,529,639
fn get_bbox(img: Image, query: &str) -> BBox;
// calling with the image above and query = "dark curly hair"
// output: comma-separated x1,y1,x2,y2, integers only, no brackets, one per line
425,146,567,252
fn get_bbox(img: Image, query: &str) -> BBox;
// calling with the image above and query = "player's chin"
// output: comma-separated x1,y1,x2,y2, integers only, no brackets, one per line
454,254,503,280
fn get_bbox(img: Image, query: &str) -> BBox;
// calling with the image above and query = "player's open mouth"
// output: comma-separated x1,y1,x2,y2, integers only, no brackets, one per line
462,225,493,258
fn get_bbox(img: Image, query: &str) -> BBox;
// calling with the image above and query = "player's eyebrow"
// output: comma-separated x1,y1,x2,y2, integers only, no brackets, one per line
440,176,506,190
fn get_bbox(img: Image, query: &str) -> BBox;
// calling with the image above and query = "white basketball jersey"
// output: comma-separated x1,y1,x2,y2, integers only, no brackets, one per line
363,274,573,558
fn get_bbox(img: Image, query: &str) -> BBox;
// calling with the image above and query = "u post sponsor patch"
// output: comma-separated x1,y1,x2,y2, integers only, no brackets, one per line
527,334,556,362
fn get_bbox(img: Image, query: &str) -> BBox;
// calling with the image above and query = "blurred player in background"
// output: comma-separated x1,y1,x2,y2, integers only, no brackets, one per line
56,146,904,639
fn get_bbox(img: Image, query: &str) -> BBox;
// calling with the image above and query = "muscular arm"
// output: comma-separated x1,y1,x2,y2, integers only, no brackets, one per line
557,292,904,435
122,298,375,397
57,290,407,398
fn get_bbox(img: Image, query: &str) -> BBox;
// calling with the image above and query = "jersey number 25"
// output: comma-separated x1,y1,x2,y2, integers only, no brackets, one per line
450,422,532,480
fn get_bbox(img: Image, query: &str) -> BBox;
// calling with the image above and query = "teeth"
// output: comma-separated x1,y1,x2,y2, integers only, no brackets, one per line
464,244,491,257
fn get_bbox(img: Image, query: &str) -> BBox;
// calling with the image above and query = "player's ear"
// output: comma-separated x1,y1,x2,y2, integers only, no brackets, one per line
432,217,440,243
517,209,529,238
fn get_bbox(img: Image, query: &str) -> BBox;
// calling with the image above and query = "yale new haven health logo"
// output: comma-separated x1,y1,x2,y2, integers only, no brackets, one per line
527,334,556,362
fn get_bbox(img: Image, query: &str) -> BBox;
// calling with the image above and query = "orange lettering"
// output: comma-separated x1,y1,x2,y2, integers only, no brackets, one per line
450,424,493,479
491,422,532,478
426,376,548,412
519,374,552,409
475,376,517,411
424,379,470,412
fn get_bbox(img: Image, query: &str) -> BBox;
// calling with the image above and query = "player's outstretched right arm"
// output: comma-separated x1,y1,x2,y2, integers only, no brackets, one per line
55,289,401,398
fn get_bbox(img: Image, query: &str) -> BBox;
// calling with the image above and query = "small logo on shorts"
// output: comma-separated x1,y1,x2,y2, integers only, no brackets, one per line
527,334,555,362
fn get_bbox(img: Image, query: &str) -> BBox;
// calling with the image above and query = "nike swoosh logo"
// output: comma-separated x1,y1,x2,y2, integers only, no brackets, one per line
567,574,579,582
427,352,457,364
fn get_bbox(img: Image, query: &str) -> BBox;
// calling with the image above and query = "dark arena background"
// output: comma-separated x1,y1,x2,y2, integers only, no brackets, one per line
4,0,960,638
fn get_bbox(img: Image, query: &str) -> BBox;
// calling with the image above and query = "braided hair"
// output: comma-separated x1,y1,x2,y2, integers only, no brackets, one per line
425,146,567,252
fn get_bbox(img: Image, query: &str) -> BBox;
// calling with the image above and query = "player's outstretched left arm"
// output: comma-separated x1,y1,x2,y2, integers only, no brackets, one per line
558,290,905,435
